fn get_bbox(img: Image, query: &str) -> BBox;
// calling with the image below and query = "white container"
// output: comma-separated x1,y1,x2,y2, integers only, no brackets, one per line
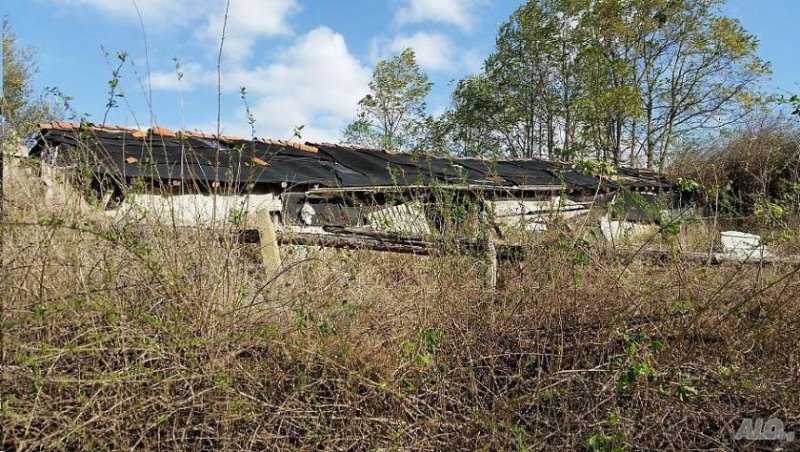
720,231,773,259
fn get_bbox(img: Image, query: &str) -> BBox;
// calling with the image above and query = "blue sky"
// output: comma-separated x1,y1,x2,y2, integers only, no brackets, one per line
3,0,800,142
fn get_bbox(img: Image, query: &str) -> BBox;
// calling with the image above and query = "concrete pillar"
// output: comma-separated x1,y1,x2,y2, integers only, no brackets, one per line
254,209,282,277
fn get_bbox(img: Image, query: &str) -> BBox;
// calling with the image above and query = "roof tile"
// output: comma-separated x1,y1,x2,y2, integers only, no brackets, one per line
251,156,270,167
150,126,178,138
38,123,315,154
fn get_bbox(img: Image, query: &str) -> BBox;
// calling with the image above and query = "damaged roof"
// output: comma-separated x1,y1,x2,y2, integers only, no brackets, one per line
29,123,671,192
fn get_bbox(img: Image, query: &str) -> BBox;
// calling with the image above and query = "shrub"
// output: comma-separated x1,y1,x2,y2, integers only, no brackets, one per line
671,117,800,226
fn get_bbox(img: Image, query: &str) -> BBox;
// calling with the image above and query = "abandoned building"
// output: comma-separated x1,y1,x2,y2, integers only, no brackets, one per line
25,122,673,239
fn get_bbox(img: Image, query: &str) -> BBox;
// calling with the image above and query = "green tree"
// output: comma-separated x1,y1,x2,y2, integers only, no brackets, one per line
2,21,64,221
574,0,642,164
475,0,568,159
443,75,504,157
343,49,432,152
628,0,770,168
446,0,600,160
2,21,61,132
447,0,769,168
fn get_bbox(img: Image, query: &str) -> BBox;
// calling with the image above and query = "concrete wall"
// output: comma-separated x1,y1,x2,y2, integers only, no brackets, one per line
109,192,282,227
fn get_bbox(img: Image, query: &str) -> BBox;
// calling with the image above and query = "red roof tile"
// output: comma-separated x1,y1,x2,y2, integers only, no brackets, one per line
150,126,177,138
37,123,319,154
251,156,270,167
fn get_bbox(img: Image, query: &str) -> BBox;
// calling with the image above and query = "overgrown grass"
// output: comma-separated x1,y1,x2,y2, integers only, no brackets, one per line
2,160,799,450
672,117,800,236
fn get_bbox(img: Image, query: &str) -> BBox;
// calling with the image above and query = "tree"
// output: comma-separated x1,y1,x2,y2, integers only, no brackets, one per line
472,0,567,159
447,0,769,168
2,20,61,132
2,21,64,222
443,75,505,157
573,0,642,164
626,0,770,168
343,49,433,152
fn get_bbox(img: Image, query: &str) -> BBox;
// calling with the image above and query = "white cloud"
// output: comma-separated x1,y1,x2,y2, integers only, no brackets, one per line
149,62,216,91
51,0,194,25
395,0,479,30
52,0,299,62
199,0,299,62
387,32,456,72
243,27,371,141
46,1,371,142
150,27,371,142
371,31,481,74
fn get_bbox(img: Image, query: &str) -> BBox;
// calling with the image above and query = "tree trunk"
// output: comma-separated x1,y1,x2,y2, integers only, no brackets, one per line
547,113,555,159
629,119,637,167
614,116,623,166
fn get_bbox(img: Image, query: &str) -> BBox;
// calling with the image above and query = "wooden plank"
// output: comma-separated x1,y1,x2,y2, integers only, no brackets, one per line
240,226,522,261
487,199,589,217
277,231,433,255
239,228,800,267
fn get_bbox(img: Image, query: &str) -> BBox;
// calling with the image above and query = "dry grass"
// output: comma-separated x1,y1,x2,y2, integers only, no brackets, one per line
672,118,800,227
2,163,800,450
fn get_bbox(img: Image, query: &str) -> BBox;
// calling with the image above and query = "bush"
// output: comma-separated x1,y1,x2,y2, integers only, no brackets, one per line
2,162,799,449
671,117,800,226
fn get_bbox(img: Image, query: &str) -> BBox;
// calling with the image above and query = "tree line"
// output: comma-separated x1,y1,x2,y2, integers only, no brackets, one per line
343,0,771,169
2,1,772,170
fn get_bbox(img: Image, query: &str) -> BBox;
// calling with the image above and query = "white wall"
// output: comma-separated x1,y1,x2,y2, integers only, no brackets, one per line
109,192,282,227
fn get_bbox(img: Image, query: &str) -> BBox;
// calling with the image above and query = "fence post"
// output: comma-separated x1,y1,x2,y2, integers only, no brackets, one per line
254,209,282,277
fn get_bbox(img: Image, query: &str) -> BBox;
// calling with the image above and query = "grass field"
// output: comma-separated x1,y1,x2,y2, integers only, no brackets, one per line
2,159,800,450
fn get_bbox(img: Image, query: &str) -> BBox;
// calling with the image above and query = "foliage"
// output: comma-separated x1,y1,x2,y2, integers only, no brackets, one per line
439,75,504,157
573,159,618,177
101,49,127,124
671,117,800,228
790,94,800,118
676,177,702,193
2,21,63,132
342,49,433,152
445,0,769,168
587,431,624,452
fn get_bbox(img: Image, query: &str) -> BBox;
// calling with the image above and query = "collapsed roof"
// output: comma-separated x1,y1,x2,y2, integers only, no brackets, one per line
29,123,672,194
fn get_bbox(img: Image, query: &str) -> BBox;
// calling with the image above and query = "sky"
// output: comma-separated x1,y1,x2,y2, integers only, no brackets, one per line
3,0,800,143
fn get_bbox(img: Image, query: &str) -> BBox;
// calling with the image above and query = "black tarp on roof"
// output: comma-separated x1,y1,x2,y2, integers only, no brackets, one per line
30,128,672,192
